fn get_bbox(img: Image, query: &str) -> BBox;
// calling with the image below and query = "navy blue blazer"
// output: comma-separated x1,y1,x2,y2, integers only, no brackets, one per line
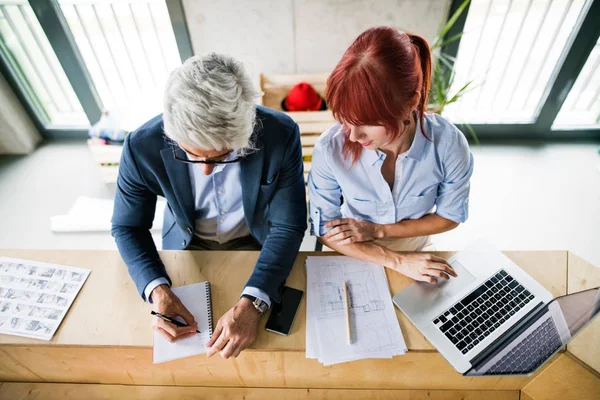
111,106,307,302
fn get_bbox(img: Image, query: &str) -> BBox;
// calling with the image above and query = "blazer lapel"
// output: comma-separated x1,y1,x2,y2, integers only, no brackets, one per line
160,146,195,228
240,136,264,225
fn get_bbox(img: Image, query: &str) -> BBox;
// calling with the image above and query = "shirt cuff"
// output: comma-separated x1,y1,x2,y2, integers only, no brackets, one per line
436,197,469,224
242,286,272,309
144,277,170,303
310,207,334,236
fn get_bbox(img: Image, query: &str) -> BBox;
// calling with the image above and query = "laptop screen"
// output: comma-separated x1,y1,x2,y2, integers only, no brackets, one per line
553,287,600,338
466,287,599,376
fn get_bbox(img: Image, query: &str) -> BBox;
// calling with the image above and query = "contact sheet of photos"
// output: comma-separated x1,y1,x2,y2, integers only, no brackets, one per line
0,257,90,340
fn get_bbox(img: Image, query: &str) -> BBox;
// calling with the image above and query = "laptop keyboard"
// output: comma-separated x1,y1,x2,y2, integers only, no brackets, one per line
433,269,534,355
484,317,562,375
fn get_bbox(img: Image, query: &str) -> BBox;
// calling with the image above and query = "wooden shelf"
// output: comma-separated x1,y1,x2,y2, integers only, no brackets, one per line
259,72,337,181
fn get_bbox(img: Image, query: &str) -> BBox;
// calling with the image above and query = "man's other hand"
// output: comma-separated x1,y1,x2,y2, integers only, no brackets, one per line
206,297,261,359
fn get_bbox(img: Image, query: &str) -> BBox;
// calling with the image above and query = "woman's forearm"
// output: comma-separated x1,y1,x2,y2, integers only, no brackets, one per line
318,236,402,269
380,213,459,239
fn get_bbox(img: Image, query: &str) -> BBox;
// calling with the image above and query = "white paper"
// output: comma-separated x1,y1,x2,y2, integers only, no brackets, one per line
153,282,213,363
50,196,165,232
306,271,318,359
0,257,90,340
306,256,407,365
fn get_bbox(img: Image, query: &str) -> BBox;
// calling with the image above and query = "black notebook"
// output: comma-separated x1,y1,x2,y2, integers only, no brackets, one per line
153,281,213,363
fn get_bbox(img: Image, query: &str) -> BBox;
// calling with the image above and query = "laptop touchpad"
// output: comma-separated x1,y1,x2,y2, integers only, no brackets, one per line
436,260,476,299
393,260,478,317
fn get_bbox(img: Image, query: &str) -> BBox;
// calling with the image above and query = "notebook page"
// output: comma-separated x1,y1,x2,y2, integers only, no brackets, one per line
153,282,212,363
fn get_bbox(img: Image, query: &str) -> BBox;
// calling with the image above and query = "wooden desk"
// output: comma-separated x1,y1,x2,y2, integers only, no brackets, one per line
0,250,598,400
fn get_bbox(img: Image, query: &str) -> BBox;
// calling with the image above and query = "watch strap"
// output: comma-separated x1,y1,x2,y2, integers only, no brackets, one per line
241,294,268,315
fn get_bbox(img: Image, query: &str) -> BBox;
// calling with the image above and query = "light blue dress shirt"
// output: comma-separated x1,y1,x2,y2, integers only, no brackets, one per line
308,113,474,238
144,151,271,307
189,152,250,243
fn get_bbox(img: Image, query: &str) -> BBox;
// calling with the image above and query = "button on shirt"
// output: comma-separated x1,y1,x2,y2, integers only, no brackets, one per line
189,152,249,243
308,113,474,241
143,151,271,307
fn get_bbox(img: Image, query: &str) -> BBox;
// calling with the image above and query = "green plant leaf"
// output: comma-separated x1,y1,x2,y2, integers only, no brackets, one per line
432,0,471,49
436,32,465,49
428,0,473,116
436,54,455,71
438,52,458,64
446,81,473,105
463,123,480,145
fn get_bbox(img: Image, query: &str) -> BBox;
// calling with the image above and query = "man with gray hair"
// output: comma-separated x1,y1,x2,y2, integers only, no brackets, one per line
111,53,307,359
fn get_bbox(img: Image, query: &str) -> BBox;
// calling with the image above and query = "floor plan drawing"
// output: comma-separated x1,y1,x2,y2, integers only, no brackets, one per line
316,262,386,317
306,256,407,365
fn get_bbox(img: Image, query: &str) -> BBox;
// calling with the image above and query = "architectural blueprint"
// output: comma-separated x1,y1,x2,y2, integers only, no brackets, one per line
306,256,406,365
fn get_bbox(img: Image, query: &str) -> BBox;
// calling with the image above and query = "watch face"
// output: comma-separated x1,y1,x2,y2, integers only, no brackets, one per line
254,299,268,314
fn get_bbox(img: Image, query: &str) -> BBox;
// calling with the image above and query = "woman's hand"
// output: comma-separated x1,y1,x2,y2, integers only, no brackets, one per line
391,253,457,283
323,218,384,245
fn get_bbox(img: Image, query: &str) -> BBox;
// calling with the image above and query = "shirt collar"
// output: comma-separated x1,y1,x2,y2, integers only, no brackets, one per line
361,116,427,166
187,150,238,174
363,148,385,166
214,150,238,173
406,116,427,161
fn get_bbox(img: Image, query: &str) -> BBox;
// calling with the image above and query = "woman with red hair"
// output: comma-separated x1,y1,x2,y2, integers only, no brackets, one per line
308,27,473,283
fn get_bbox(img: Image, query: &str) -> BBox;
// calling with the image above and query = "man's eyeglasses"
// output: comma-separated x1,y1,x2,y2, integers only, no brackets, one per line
171,146,242,165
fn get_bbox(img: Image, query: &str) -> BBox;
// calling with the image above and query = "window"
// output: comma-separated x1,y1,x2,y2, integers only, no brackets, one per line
553,36,600,128
58,0,182,130
0,0,87,126
443,0,588,124
0,0,190,134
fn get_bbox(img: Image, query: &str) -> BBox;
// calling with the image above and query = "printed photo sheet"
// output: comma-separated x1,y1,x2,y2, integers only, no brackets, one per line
0,257,91,340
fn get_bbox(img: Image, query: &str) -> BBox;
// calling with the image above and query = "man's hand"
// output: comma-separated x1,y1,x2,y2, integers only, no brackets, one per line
390,253,457,284
150,284,198,342
206,297,262,359
323,218,384,245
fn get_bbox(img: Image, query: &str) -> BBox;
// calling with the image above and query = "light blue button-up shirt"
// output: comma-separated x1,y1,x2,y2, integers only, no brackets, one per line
308,113,473,238
189,152,250,243
144,152,271,307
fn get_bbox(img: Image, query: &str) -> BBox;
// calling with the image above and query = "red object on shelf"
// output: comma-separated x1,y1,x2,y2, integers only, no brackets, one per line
281,82,327,112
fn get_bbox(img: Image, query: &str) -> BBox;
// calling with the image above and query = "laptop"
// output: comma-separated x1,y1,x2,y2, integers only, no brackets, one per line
392,243,600,375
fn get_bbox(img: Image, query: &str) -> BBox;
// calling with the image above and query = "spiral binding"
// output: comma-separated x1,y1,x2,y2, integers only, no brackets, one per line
205,282,213,337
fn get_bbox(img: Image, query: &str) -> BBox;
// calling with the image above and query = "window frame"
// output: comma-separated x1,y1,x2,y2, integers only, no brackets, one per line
441,0,600,142
1,0,599,141
0,0,192,138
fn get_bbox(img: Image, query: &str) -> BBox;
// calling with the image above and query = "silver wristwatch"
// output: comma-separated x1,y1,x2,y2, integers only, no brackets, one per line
241,294,269,315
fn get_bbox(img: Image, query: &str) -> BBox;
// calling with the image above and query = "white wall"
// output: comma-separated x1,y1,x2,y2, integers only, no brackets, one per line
182,0,451,76
0,73,42,154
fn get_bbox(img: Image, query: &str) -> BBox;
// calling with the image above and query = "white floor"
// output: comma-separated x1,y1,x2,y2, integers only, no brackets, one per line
0,140,599,268
432,144,600,268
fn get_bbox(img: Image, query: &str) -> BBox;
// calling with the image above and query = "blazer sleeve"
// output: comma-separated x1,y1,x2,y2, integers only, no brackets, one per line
244,124,307,302
111,134,171,300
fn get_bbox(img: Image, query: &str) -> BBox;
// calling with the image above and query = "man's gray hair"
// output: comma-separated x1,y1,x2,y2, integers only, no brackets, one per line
163,53,262,155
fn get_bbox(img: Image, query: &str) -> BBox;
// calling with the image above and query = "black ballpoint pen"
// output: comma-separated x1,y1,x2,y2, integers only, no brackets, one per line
151,311,201,334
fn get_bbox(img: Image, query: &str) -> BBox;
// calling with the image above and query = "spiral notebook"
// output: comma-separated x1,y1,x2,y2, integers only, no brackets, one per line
153,281,213,363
